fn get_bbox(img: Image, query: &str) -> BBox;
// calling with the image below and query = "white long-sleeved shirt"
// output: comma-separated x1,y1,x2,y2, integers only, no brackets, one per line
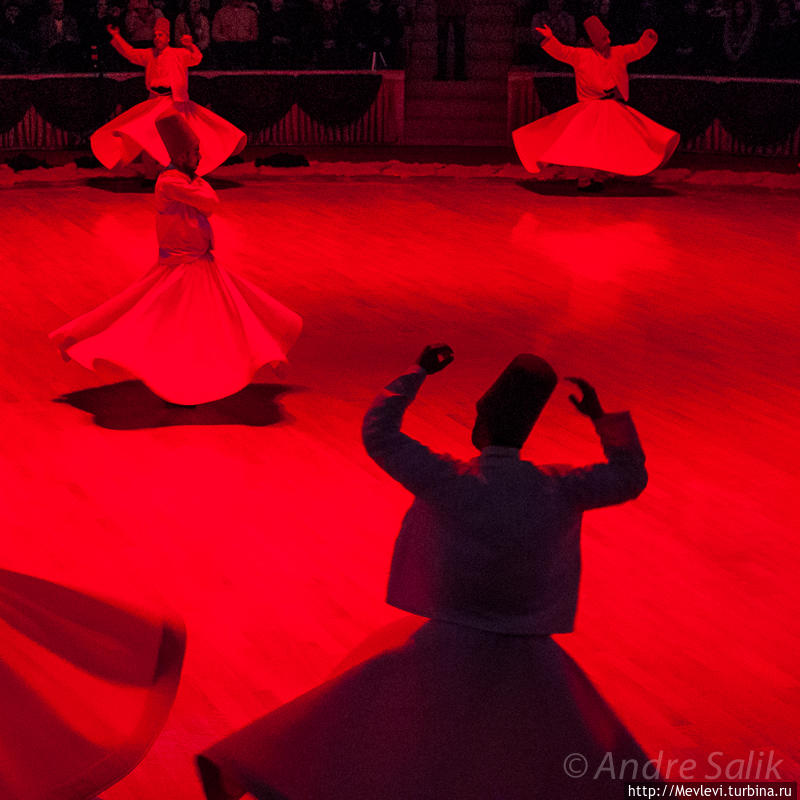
541,32,656,102
155,168,219,265
362,366,647,635
110,34,202,102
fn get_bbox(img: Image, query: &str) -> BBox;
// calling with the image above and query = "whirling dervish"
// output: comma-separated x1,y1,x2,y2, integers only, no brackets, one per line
52,112,302,406
513,15,679,189
90,18,245,176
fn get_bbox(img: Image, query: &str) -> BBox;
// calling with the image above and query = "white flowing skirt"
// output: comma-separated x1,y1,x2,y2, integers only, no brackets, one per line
91,97,246,176
50,255,303,405
0,568,184,800
197,619,658,800
513,98,679,176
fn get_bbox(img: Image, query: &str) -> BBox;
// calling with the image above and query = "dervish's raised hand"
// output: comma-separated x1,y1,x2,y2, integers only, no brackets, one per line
180,34,194,47
416,344,455,375
106,23,120,36
566,377,605,420
535,24,553,39
642,28,658,45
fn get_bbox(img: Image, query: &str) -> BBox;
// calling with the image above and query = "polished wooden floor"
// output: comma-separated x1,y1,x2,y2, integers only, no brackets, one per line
1,173,799,797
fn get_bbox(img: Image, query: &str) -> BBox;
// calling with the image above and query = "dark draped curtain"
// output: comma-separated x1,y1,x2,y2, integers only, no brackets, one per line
533,73,574,114
531,73,800,148
295,73,382,126
201,74,296,131
716,81,800,146
32,77,118,133
14,73,384,132
114,76,150,109
630,78,716,142
0,79,33,133
4,73,799,147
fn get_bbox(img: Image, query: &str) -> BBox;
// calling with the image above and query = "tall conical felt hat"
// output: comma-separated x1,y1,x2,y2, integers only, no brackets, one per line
154,15,170,35
583,15,609,48
475,354,558,447
154,112,199,162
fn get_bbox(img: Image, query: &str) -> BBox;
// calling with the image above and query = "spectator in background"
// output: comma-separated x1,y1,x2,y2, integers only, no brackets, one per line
308,0,345,67
760,0,799,75
706,0,728,21
351,0,402,68
0,0,34,70
391,0,411,66
84,0,127,68
528,0,576,66
630,0,668,70
632,0,666,35
668,0,709,74
592,0,622,35
106,0,125,32
434,0,468,79
175,0,211,51
126,0,162,45
152,0,173,25
211,0,258,67
531,0,576,46
259,0,300,67
704,0,729,73
723,0,761,73
36,0,82,69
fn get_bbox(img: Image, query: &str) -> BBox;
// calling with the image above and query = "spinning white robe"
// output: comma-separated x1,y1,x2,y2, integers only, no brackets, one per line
513,33,679,175
196,367,659,800
0,568,185,800
90,34,245,176
50,169,302,405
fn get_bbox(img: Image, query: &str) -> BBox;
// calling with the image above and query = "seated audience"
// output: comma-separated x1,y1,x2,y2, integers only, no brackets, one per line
175,0,211,51
532,0,575,43
350,0,402,68
667,0,710,75
760,0,799,75
308,0,345,67
723,0,761,74
259,0,300,67
125,0,162,45
0,0,34,70
35,0,82,70
83,0,128,68
211,0,258,67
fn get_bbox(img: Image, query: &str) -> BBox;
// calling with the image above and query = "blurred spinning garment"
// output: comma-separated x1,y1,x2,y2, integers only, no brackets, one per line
90,32,245,176
50,169,302,405
513,32,679,175
197,619,657,800
196,364,656,799
0,568,184,800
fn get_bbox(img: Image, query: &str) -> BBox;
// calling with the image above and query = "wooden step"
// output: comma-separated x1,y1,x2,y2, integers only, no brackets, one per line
413,2,516,24
414,20,513,41
403,115,508,145
409,39,515,62
402,0,517,145
405,77,507,100
405,96,507,120
406,55,511,80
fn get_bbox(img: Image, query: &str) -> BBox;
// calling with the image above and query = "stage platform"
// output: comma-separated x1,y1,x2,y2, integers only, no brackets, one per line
2,170,798,798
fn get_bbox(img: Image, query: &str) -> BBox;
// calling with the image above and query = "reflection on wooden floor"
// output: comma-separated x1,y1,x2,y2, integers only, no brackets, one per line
2,176,798,798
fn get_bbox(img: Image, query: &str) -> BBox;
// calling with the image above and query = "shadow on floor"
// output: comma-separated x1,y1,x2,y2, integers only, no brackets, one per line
55,380,301,429
517,179,676,197
85,176,243,193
